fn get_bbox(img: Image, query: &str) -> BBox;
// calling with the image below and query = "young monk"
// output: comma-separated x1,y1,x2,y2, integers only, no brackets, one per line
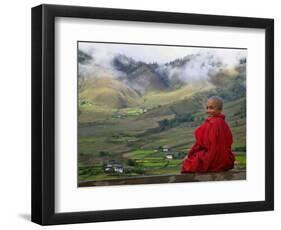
181,96,235,173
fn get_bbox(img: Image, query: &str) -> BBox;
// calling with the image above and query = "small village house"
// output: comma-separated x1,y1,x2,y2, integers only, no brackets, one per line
162,145,169,152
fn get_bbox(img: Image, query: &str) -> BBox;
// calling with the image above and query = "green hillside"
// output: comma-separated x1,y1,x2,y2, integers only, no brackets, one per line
79,78,140,109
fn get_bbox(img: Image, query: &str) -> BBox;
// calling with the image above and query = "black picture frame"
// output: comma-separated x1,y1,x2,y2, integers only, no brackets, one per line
31,4,274,226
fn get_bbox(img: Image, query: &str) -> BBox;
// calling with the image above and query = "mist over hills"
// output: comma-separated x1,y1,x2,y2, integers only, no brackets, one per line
78,48,246,111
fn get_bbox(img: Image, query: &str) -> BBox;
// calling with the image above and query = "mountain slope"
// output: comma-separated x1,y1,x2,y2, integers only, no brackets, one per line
79,78,140,109
78,50,246,110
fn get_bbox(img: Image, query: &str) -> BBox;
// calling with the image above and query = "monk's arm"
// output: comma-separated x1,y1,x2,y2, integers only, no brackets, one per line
188,142,202,155
182,142,204,161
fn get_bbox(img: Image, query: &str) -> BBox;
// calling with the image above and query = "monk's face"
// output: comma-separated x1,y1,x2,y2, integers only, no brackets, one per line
206,99,222,116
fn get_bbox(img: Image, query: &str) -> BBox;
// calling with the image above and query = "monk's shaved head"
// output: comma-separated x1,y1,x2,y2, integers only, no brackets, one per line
207,96,223,110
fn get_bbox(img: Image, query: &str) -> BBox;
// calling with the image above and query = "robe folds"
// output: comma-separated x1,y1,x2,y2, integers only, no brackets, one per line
181,113,235,173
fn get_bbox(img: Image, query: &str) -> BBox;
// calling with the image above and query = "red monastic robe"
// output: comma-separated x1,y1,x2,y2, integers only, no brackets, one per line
181,113,235,173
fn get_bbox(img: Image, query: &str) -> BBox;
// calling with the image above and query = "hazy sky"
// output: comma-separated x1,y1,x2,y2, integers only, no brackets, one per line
78,41,247,66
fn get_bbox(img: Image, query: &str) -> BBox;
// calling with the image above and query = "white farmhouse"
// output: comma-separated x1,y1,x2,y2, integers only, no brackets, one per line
166,154,173,159
163,145,169,152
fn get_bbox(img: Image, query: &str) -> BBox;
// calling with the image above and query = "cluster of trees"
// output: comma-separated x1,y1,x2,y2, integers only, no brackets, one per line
158,113,194,130
216,74,246,101
112,54,140,74
233,146,246,152
78,50,92,64
99,151,111,157
127,159,138,166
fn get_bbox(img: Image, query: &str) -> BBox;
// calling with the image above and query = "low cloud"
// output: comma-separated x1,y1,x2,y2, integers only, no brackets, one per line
78,42,247,83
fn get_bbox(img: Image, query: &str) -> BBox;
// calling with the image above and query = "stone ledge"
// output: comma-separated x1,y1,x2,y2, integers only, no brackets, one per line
79,169,246,187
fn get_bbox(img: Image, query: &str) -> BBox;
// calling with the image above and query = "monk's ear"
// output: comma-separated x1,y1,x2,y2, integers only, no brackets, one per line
217,105,222,112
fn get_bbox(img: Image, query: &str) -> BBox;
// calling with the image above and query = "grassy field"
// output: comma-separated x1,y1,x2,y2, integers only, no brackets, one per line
78,152,246,182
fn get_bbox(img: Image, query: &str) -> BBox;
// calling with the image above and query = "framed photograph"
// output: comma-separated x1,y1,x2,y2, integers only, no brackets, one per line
31,4,274,225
